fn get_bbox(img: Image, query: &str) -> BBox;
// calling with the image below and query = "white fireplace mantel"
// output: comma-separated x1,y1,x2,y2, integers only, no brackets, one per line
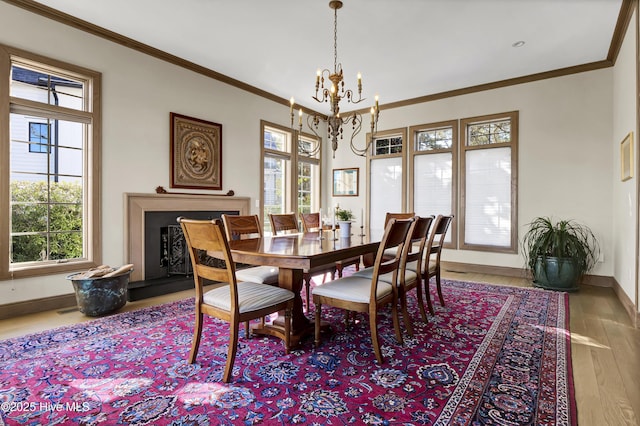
124,192,250,282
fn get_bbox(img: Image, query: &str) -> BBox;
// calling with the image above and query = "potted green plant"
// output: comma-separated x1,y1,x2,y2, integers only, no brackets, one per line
335,207,355,238
521,217,600,292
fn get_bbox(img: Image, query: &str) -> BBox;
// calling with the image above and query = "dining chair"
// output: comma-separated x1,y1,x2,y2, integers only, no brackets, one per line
312,217,415,364
300,212,361,278
352,216,434,336
221,214,279,286
269,213,336,310
177,217,294,383
424,214,454,314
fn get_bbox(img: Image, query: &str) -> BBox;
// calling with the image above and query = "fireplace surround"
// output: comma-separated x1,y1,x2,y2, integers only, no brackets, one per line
124,192,250,284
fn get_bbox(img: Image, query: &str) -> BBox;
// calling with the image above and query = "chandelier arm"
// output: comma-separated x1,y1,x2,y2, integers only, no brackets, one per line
312,88,332,103
347,112,375,157
301,113,324,156
298,121,322,157
343,89,365,104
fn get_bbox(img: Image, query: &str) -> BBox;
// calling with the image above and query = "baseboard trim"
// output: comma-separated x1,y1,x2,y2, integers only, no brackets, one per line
0,293,77,321
611,277,639,328
441,261,528,279
442,261,614,287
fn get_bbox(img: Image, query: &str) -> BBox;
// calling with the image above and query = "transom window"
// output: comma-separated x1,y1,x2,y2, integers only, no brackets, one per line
467,119,511,146
374,135,403,155
416,127,453,151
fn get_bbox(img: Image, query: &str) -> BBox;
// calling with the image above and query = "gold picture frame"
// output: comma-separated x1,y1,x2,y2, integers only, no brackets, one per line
170,113,222,190
620,131,633,182
333,168,359,196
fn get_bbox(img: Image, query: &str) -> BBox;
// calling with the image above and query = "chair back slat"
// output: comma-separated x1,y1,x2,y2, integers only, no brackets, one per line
221,214,263,240
300,212,321,232
384,212,415,227
269,213,299,235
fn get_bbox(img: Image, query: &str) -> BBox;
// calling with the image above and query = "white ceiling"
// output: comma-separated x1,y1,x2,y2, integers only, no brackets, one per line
32,0,624,113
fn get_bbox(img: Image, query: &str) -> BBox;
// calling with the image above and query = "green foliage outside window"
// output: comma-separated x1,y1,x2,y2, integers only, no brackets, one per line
10,181,83,263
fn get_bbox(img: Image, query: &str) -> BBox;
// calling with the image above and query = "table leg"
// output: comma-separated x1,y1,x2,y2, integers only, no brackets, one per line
275,268,310,334
251,267,314,347
252,268,329,347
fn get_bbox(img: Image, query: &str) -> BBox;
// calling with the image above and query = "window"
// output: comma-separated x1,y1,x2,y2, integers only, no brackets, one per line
28,122,50,153
409,112,518,253
367,128,407,240
409,121,458,246
261,121,321,234
1,45,102,278
460,112,518,252
374,134,403,155
297,134,320,214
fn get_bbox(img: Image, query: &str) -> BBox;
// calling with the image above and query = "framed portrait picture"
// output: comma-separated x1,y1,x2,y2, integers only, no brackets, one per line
620,131,633,182
333,168,359,196
170,112,222,190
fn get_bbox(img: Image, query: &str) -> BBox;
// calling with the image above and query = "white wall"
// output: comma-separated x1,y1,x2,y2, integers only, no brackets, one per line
0,2,291,304
328,69,614,278
612,9,638,308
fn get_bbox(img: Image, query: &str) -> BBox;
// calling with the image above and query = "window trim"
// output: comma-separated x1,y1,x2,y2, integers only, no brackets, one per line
408,120,458,249
366,127,408,232
260,120,323,232
459,111,518,253
1,44,102,279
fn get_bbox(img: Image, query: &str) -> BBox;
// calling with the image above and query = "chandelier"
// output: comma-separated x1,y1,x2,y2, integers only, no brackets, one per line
290,0,379,158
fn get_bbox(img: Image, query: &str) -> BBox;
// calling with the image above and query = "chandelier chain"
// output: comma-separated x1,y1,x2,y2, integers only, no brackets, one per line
333,5,338,74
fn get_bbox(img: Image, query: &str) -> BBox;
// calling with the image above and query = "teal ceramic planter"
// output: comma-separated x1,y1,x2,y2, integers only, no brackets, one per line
67,271,131,316
532,256,580,292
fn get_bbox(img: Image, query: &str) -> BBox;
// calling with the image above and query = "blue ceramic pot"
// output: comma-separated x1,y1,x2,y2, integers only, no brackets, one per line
532,256,580,292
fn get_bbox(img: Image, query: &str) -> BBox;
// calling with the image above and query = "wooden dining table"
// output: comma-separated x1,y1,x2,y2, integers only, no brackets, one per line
228,230,379,346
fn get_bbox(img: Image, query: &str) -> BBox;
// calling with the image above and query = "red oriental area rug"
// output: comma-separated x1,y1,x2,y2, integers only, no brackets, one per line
0,279,576,425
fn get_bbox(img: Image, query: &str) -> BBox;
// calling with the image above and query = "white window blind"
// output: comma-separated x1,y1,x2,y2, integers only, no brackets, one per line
413,152,453,243
464,147,511,247
370,157,403,240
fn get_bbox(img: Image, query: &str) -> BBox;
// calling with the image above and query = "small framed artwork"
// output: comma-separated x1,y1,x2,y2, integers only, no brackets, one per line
620,131,634,182
333,168,359,196
170,112,222,190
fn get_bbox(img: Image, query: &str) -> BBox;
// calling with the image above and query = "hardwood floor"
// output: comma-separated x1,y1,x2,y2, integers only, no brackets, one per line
1,271,638,425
